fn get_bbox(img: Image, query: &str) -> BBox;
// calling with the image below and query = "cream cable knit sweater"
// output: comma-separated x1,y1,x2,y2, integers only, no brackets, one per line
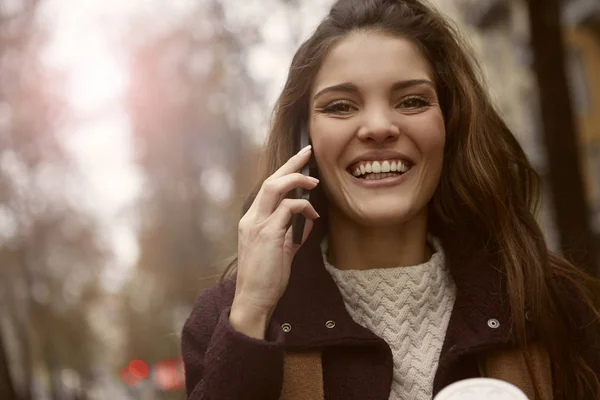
322,237,457,400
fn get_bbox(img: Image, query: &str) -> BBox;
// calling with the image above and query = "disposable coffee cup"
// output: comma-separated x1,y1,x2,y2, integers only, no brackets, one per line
433,378,529,400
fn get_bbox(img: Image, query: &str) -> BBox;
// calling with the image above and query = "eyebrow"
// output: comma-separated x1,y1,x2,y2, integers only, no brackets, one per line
313,79,436,101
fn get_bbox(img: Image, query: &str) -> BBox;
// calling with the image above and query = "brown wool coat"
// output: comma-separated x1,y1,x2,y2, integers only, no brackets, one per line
181,223,598,400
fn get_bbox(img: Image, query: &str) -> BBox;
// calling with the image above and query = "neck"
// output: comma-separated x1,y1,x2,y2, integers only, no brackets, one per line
326,207,431,271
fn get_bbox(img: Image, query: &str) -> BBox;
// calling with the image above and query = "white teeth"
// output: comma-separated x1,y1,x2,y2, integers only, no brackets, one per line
350,159,411,178
381,161,390,173
372,161,381,173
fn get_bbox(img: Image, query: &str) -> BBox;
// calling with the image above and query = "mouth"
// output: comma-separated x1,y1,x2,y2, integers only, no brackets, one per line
346,159,413,181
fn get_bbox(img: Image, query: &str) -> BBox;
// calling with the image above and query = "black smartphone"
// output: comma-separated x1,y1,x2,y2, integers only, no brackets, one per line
292,122,313,245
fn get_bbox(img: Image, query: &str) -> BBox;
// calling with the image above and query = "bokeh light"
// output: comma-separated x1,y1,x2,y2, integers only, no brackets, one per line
128,359,149,379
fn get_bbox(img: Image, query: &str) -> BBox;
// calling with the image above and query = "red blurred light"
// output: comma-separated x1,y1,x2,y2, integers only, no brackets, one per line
120,367,139,386
128,359,149,379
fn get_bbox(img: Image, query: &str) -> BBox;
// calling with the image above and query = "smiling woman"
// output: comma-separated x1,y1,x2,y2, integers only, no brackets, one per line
181,0,600,399
310,34,445,265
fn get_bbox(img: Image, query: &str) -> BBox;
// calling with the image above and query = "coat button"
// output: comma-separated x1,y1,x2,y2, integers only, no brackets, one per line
487,318,500,329
281,323,292,333
325,320,336,329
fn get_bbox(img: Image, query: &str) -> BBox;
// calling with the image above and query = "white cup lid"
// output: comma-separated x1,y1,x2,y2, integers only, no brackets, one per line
433,378,529,400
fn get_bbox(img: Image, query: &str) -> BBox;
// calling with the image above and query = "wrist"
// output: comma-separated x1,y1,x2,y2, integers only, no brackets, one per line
230,300,273,340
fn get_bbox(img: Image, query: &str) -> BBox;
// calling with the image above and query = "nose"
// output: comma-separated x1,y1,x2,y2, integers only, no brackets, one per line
356,107,400,144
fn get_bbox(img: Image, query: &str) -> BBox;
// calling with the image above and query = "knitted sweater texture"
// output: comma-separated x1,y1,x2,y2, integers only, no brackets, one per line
322,238,457,400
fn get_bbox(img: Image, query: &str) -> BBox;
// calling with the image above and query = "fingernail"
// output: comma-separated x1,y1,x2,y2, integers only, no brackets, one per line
309,177,319,184
300,144,312,154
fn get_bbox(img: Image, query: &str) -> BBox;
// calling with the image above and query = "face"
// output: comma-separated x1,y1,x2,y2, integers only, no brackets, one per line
309,31,445,227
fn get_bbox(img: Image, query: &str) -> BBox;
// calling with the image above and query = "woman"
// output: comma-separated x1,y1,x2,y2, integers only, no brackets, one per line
181,0,600,399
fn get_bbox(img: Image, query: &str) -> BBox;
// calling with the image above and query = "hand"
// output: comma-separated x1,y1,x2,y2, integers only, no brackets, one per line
230,145,319,336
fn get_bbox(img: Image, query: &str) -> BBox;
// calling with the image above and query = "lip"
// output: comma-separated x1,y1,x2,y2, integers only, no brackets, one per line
346,150,415,171
348,167,412,188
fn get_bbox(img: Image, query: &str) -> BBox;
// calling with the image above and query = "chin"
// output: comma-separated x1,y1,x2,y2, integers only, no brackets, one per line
352,202,423,228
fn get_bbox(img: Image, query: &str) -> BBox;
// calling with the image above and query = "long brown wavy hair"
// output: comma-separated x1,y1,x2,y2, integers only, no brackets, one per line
222,0,600,396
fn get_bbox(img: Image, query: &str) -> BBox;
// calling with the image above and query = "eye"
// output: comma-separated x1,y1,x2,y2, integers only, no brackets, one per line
398,96,431,110
321,100,356,115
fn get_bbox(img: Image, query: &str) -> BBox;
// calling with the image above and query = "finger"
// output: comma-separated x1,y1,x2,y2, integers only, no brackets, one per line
253,173,319,219
270,145,312,180
267,198,320,232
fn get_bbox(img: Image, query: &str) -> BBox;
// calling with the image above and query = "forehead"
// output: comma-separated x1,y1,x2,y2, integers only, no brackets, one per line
312,31,434,94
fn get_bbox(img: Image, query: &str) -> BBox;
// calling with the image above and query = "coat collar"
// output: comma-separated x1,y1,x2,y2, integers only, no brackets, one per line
271,219,516,354
271,221,379,348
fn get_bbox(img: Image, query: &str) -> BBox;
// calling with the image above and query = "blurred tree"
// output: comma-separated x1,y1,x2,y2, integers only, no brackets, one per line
121,0,263,396
121,0,320,395
0,1,108,399
527,0,600,276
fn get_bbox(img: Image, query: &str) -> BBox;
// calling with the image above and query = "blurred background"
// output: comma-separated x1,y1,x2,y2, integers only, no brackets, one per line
0,0,599,398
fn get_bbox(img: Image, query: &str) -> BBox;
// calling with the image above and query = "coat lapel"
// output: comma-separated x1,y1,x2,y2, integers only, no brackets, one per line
433,240,515,394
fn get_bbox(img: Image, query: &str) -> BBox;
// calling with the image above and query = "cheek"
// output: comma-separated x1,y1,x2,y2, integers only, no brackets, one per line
404,111,446,157
310,119,353,167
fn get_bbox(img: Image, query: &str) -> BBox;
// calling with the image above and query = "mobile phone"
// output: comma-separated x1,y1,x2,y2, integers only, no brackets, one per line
292,122,312,245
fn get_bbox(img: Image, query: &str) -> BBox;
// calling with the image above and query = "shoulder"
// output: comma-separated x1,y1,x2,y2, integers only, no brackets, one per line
183,277,237,336
198,276,237,309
